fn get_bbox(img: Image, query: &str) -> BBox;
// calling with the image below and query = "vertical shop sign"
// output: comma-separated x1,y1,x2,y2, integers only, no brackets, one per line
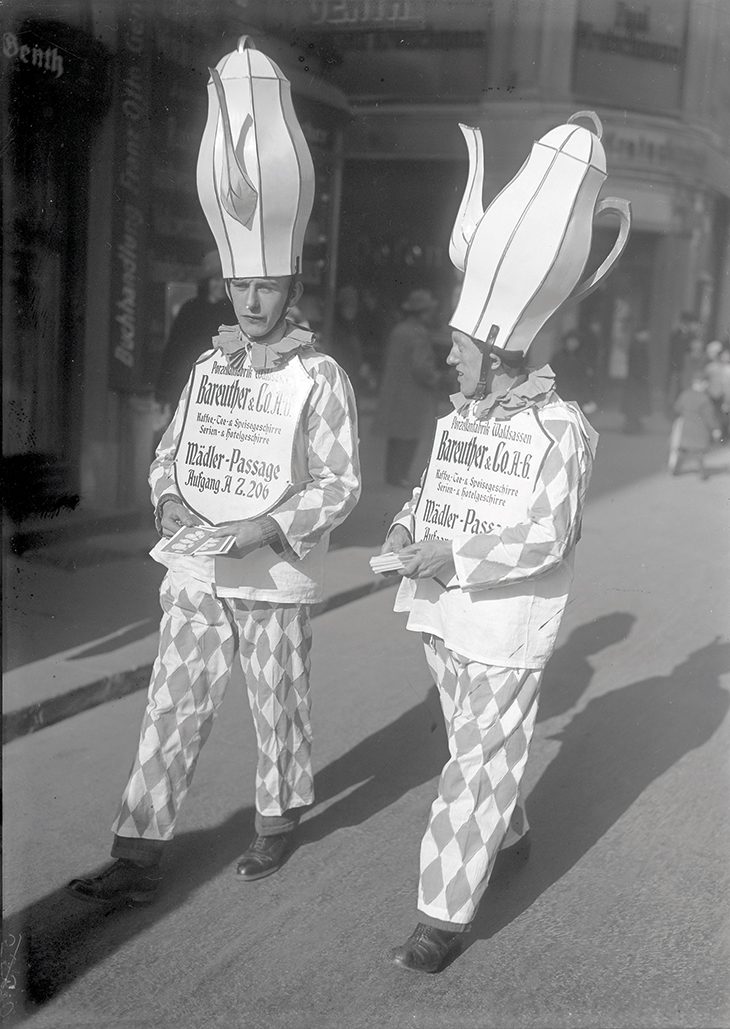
108,2,152,392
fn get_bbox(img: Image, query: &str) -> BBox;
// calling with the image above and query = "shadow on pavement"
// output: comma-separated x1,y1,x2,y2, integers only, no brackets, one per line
300,682,445,844
3,685,444,1023
537,612,636,722
2,805,256,1024
474,638,730,945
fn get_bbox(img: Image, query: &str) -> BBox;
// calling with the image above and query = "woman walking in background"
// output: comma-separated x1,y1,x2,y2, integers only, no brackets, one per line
669,373,720,479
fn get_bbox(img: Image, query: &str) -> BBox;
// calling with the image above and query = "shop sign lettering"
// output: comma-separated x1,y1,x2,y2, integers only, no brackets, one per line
3,32,64,76
310,0,424,26
108,2,151,391
575,0,686,65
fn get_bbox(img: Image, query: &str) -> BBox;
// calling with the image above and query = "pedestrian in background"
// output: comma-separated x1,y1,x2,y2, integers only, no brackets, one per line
550,330,596,414
704,340,730,441
669,373,720,478
323,285,375,397
679,335,707,393
621,328,651,434
154,250,235,415
376,288,451,488
666,310,697,409
357,285,393,388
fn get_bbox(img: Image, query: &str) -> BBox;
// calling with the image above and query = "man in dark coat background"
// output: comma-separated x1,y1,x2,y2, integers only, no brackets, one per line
154,250,235,413
375,289,452,488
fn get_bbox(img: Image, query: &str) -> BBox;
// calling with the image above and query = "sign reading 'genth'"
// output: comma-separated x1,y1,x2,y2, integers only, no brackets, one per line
174,352,314,525
414,406,554,545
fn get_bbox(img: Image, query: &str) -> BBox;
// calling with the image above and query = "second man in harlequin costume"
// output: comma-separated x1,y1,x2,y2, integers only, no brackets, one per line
380,113,630,972
67,38,361,906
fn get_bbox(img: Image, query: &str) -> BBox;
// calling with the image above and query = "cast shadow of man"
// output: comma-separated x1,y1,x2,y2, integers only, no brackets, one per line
298,611,637,845
537,611,637,723
471,637,730,944
6,686,444,1021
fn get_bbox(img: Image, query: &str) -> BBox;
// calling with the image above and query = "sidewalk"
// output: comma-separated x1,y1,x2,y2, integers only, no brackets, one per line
2,405,713,744
2,500,405,744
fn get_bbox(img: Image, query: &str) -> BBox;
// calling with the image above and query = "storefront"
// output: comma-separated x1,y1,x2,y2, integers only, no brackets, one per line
2,16,110,522
4,0,729,530
3,2,349,525
311,0,730,407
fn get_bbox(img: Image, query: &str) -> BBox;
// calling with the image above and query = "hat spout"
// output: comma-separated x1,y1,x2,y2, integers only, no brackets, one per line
449,125,485,273
210,67,258,227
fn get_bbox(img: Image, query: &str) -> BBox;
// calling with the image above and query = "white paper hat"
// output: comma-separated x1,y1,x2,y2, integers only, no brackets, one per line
196,36,315,279
449,111,630,353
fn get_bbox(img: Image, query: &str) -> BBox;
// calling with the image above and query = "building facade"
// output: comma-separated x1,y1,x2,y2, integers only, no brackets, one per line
2,1,349,526
3,0,729,527
290,0,730,403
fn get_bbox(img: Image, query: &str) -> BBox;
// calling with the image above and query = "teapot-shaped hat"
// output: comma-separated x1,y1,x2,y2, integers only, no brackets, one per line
449,111,631,355
196,36,315,279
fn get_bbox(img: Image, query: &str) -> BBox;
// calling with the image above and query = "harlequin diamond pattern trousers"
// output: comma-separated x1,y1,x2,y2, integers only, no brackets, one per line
112,576,313,844
417,634,542,930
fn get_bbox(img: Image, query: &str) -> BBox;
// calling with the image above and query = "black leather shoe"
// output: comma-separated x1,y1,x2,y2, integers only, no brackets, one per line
66,859,162,906
391,923,463,974
235,833,294,881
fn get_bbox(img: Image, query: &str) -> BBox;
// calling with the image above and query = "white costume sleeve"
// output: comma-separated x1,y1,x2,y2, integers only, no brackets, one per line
267,356,361,559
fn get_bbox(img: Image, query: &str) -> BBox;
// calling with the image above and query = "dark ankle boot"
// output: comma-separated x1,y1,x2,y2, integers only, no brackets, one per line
391,922,463,973
66,859,162,906
235,833,294,881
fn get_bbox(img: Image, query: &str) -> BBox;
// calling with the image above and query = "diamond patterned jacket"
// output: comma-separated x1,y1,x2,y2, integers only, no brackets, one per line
392,367,597,668
149,328,361,603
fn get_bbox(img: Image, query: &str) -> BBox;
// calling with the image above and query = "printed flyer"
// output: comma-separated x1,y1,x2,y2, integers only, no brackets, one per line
157,525,237,557
173,351,314,525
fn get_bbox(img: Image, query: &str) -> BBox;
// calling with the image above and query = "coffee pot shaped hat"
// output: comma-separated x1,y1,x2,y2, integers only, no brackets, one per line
196,36,315,279
449,111,631,362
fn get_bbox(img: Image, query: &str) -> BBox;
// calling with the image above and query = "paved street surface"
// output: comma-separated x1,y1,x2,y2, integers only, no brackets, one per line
3,417,730,1029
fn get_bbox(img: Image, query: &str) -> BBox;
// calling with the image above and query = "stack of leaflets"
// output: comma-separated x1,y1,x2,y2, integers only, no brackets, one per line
158,525,237,556
369,552,406,575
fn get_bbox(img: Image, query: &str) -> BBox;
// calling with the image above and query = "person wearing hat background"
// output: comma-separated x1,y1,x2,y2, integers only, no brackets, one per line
375,288,453,487
154,249,235,415
377,114,617,973
705,340,730,441
66,39,360,907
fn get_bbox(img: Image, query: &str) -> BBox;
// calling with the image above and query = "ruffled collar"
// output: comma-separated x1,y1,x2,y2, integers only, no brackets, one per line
213,322,316,372
451,365,557,420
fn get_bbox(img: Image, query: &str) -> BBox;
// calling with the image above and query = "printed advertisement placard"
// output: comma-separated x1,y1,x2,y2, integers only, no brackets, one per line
414,406,554,544
174,352,314,524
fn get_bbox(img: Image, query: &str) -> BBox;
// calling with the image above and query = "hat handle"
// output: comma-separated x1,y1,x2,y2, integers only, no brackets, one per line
237,35,257,51
568,198,632,305
567,110,602,139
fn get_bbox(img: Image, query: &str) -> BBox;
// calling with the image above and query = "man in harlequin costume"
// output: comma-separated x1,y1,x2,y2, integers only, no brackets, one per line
67,38,360,907
379,116,625,973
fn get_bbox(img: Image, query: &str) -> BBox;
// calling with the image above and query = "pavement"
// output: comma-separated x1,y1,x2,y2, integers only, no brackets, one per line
3,406,730,1028
2,401,414,743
